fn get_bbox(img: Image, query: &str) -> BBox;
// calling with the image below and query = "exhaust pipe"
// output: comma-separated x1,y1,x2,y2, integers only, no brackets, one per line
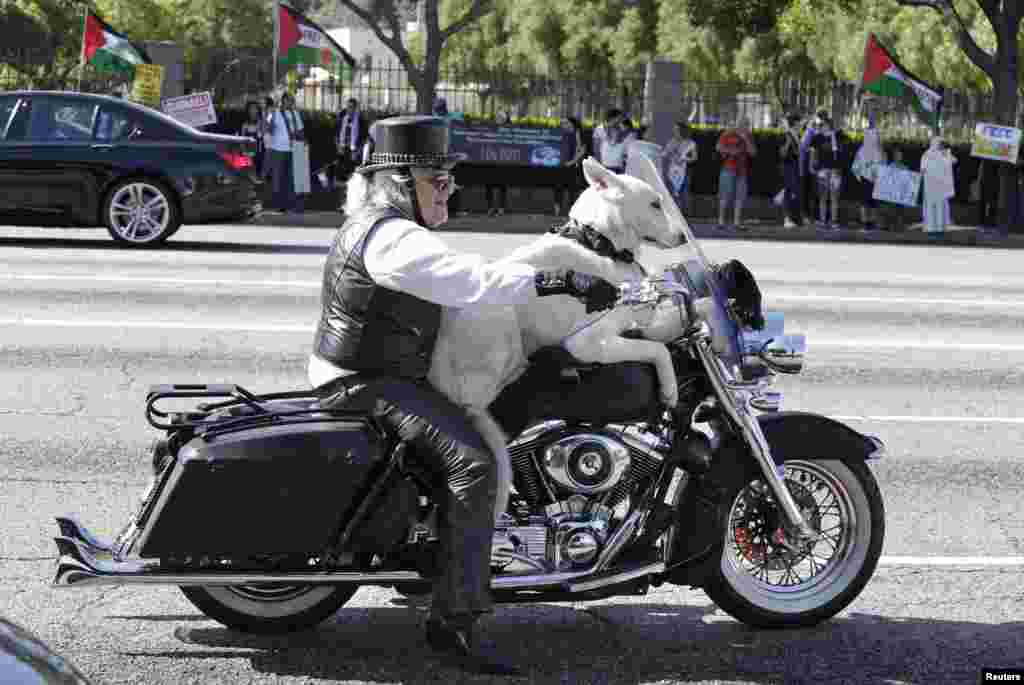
53,523,665,594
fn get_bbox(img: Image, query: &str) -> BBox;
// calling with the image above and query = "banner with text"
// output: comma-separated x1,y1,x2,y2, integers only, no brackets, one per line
970,122,1021,165
131,63,164,107
448,121,571,167
162,92,218,129
873,164,922,207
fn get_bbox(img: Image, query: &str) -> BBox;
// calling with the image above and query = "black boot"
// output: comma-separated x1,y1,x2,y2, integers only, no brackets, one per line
425,617,522,676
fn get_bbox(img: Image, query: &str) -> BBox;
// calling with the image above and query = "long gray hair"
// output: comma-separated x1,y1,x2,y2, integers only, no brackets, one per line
344,169,416,219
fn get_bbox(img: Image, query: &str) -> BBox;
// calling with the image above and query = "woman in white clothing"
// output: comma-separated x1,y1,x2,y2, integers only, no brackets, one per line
920,135,957,238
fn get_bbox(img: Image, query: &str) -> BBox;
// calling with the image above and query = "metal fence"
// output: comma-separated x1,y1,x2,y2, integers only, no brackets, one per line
1,48,1007,141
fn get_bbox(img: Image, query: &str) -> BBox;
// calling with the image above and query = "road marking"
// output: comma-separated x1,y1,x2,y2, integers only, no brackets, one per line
7,274,1024,309
879,556,1024,566
3,318,1024,352
770,294,1024,308
0,318,313,333
812,338,1024,352
0,274,320,288
833,415,1024,424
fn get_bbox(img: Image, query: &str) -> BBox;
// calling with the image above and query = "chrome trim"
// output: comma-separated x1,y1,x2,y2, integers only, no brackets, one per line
543,433,632,495
759,334,806,375
55,517,115,554
568,562,665,593
691,324,817,542
866,435,886,460
593,508,645,572
749,391,782,412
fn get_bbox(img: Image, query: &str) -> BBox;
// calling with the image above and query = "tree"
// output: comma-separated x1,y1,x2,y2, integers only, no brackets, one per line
330,0,494,113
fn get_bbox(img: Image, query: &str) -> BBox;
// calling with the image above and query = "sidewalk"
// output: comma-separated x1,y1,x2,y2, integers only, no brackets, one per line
249,209,1021,249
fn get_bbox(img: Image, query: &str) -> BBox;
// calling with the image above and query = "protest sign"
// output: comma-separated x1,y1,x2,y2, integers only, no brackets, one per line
162,92,218,129
970,122,1021,164
448,121,571,167
131,63,164,107
873,164,922,207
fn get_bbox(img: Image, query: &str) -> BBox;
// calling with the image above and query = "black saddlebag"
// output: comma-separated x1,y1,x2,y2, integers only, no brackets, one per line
135,417,390,558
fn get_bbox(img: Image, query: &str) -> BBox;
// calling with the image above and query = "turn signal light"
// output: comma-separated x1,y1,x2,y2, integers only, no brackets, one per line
218,149,252,170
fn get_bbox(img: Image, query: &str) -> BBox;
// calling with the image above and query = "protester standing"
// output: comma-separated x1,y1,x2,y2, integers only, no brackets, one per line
335,98,367,188
261,96,276,180
779,113,802,228
716,116,756,230
659,121,698,213
553,115,586,216
592,108,630,173
800,110,827,223
266,92,305,212
809,114,847,229
920,135,957,239
851,127,886,231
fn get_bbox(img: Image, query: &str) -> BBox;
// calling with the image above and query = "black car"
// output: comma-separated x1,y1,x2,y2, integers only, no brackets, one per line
0,91,261,246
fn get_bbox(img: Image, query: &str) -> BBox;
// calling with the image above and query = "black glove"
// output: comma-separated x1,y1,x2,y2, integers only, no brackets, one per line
535,270,620,313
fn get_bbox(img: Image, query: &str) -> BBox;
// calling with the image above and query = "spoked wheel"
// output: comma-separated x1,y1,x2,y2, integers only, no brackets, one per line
181,584,356,634
702,458,884,628
103,179,180,246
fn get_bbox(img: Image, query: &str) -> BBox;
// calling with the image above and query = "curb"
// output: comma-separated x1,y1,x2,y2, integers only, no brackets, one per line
247,211,1022,249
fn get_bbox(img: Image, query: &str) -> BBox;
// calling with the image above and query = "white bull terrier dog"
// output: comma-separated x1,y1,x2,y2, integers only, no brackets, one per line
428,157,686,516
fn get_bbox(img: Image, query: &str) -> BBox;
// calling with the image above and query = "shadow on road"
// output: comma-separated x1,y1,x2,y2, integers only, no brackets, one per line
0,236,329,256
121,603,1022,684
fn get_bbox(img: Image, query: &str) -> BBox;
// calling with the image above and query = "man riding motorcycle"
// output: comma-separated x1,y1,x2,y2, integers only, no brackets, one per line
306,115,619,674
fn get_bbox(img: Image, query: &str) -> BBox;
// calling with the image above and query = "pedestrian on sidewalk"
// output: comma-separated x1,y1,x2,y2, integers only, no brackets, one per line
660,121,698,214
266,92,303,212
809,114,847,229
592,108,630,173
851,126,886,231
920,135,957,239
975,160,1000,229
716,116,756,230
553,115,586,216
335,98,368,189
779,113,803,227
238,100,267,178
800,110,827,224
485,111,511,216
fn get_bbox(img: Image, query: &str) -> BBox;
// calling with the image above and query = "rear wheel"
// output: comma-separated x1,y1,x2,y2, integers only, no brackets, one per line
181,584,356,633
702,458,884,629
103,178,180,246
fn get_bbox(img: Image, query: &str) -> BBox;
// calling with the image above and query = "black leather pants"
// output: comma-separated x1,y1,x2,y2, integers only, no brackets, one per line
318,376,497,622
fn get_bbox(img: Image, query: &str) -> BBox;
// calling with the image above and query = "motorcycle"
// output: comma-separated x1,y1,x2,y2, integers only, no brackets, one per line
50,168,886,635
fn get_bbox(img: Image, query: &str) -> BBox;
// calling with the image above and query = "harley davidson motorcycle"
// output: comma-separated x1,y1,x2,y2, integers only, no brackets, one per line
51,166,886,635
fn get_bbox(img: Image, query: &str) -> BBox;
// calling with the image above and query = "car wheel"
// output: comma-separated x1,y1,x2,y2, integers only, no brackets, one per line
103,178,180,246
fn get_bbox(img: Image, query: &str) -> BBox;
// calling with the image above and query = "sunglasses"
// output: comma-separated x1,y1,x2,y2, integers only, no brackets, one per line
418,174,459,194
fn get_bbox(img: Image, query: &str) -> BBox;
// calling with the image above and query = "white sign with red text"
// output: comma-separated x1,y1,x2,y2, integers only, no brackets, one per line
162,92,218,129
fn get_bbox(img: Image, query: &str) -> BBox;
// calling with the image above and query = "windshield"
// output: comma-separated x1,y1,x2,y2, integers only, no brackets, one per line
627,154,742,365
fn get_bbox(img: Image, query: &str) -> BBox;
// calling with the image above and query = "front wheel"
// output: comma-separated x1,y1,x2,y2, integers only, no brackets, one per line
103,178,180,246
702,458,885,629
181,584,356,634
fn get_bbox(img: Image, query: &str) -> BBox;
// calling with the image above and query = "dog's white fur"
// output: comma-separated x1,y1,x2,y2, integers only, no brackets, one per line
427,158,685,518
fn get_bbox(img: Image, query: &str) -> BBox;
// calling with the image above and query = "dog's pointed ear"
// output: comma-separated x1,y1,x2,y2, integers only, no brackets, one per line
583,157,626,197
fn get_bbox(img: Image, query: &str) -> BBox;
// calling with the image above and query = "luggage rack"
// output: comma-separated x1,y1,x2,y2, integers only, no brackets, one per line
145,383,369,437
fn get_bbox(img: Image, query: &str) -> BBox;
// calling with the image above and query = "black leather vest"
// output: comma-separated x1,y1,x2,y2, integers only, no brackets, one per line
313,206,442,380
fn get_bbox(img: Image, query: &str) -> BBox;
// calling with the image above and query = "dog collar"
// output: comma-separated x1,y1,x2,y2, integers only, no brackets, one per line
549,218,636,264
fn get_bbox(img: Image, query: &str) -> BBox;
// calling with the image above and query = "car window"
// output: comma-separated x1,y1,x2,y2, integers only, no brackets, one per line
95,106,183,142
33,99,97,142
3,97,33,142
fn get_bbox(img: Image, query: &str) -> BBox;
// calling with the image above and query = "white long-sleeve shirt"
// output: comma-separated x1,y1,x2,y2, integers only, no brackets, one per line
308,216,539,387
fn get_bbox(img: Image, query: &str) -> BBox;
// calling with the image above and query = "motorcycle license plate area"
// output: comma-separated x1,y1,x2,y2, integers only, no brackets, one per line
134,420,386,558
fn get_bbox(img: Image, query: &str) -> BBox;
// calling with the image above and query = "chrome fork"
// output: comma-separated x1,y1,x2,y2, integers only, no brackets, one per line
689,324,819,543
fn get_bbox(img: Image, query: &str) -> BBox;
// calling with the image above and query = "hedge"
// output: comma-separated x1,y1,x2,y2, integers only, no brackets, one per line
210,106,982,202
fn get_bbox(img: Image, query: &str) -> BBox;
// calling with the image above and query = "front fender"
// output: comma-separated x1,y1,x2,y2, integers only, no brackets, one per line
757,411,886,464
664,410,884,585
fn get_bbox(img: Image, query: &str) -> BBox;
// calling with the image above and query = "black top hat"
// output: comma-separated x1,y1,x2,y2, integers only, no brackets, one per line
357,115,467,175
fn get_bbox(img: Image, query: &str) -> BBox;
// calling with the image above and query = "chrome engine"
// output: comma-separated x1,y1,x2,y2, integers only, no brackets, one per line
492,420,672,574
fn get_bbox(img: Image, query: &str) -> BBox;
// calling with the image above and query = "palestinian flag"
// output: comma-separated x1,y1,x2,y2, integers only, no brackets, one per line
82,11,151,74
861,33,943,128
277,3,355,82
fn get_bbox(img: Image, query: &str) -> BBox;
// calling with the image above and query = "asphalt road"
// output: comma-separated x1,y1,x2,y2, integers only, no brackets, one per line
1,224,1023,685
